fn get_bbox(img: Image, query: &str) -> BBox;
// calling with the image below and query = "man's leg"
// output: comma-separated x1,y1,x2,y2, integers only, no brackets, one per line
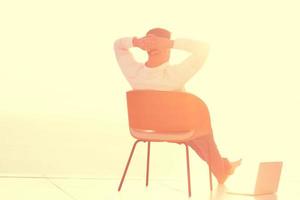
187,134,231,184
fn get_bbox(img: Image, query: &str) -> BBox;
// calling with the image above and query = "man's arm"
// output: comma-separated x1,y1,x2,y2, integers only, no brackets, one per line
114,37,142,78
167,39,209,84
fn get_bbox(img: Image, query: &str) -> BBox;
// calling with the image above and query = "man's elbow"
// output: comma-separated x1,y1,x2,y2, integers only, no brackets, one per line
113,39,122,51
192,43,209,61
192,43,209,67
114,37,133,51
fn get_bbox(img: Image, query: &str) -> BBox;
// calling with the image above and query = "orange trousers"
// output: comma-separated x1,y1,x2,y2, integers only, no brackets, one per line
187,134,231,184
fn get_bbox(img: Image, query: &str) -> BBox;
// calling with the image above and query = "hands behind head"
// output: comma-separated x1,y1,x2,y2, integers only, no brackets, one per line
133,34,173,51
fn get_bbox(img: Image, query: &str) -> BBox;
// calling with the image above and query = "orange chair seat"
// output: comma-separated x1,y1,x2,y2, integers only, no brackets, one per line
130,128,196,142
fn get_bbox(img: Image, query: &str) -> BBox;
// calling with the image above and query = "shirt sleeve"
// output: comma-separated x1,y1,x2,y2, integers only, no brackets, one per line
166,38,209,85
114,37,142,79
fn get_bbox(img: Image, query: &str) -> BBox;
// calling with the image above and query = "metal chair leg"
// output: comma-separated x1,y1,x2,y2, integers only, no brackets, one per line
146,141,150,187
118,140,141,191
185,144,192,197
208,141,213,191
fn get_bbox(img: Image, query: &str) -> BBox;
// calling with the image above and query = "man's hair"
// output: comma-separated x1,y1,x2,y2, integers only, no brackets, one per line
146,28,171,39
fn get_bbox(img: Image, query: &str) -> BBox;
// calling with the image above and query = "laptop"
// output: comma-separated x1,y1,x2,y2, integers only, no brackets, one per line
226,162,283,196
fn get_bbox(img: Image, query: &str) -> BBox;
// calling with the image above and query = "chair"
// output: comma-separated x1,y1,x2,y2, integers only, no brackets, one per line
117,90,213,197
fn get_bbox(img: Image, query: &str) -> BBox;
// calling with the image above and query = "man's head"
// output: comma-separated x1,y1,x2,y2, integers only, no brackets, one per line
146,28,171,39
144,28,172,67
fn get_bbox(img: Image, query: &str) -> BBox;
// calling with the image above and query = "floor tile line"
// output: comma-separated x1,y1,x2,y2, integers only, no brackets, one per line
45,176,79,200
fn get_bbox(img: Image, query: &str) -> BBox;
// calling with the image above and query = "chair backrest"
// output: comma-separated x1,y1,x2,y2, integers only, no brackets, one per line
126,90,212,133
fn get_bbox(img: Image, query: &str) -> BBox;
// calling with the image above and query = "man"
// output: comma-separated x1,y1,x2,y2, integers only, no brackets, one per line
114,28,241,184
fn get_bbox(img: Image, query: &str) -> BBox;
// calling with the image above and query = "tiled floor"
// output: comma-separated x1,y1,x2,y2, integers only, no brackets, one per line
0,176,299,200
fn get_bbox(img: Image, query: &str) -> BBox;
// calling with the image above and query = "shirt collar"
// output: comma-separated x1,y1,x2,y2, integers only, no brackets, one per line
143,61,169,70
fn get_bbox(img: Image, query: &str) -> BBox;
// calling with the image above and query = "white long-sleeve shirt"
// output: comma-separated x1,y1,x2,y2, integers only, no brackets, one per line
114,37,209,91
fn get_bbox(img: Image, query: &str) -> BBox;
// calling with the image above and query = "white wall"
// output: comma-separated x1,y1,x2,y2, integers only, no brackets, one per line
0,0,299,180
